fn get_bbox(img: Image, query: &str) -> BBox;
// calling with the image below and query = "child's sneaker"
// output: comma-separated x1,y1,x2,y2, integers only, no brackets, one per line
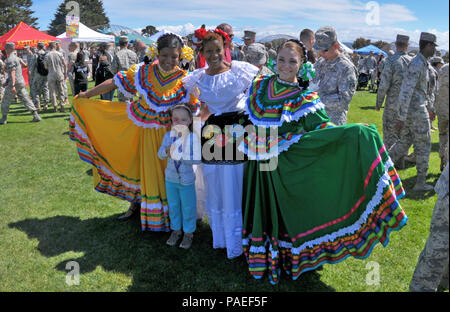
166,230,182,246
179,233,193,249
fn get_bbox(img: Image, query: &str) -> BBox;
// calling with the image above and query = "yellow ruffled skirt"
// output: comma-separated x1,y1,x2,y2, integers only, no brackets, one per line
69,97,170,231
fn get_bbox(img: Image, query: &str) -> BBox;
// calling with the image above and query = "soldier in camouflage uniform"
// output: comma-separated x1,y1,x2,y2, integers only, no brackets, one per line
45,41,67,112
313,26,357,125
55,40,69,105
0,42,41,125
409,162,449,292
111,36,138,102
435,63,449,171
388,32,438,191
245,43,273,76
376,34,412,150
350,51,360,69
32,42,50,110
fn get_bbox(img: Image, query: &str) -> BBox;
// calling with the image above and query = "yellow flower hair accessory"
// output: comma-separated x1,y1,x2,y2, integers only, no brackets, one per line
145,43,158,60
180,46,194,62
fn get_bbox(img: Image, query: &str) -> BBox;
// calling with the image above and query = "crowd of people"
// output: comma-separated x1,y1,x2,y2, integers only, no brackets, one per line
1,22,448,291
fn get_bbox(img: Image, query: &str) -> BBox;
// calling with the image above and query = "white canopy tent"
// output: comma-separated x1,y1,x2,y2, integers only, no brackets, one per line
57,22,115,43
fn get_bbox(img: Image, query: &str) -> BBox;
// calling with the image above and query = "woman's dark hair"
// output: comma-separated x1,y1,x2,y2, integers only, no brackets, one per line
200,32,224,52
157,33,184,53
76,51,85,66
280,39,310,90
169,103,194,132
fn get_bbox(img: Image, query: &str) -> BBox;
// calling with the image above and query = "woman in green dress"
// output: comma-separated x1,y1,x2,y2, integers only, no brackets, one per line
239,40,407,284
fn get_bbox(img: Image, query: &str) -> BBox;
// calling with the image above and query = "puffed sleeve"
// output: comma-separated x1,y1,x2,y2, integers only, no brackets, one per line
113,63,139,98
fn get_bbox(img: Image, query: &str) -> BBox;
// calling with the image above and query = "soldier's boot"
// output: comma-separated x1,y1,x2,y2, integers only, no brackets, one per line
43,104,48,111
412,174,433,192
0,115,7,125
31,111,42,122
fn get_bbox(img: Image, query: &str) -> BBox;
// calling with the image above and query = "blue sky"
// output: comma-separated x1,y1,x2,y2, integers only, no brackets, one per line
31,0,449,49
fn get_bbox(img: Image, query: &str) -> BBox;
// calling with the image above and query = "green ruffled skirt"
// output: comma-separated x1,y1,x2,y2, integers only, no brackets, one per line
242,123,407,284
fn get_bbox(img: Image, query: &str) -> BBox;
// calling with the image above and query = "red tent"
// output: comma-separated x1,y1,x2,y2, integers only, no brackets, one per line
0,22,57,50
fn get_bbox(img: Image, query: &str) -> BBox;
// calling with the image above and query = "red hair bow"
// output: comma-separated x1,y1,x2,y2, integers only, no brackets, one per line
194,28,207,41
213,28,231,45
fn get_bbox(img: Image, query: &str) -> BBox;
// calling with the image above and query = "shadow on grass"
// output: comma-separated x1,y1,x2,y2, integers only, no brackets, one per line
359,106,377,110
399,173,440,200
8,215,335,292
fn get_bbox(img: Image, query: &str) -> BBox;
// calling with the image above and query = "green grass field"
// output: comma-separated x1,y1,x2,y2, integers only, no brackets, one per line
0,82,442,292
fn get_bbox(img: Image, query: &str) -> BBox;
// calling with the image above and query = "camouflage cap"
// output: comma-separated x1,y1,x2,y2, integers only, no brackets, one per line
246,43,267,65
430,56,444,64
313,26,337,51
242,30,256,40
119,36,129,44
37,41,45,48
420,32,438,45
396,34,409,44
5,42,15,50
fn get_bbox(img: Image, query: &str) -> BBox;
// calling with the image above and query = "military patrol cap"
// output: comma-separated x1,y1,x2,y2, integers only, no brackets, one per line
430,56,444,64
246,43,267,65
37,41,45,48
5,42,15,50
313,26,337,51
395,34,409,44
420,32,438,45
119,36,129,44
243,30,256,40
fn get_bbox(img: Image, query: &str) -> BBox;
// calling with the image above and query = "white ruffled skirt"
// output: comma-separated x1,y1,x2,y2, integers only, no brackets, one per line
203,163,244,259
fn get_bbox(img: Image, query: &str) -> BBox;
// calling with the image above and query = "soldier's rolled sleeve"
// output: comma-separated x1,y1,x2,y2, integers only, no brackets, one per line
397,64,420,121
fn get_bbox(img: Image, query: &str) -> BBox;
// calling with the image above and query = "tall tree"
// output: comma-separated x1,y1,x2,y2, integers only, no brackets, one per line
0,0,39,34
48,0,109,36
373,40,391,52
352,37,371,50
141,25,158,37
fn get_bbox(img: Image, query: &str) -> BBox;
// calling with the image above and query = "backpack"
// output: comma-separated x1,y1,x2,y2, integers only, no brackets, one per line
95,62,113,85
36,52,48,76
74,64,88,82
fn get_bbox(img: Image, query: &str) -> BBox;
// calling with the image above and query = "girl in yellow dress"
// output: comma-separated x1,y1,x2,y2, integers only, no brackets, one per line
70,34,199,232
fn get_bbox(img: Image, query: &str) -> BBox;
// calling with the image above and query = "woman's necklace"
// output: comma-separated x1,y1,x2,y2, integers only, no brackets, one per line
276,76,299,87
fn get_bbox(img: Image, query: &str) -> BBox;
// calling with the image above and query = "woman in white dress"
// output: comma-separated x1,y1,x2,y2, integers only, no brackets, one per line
183,30,258,259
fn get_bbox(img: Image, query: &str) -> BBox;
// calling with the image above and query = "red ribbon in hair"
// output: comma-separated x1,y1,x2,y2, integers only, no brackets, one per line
213,28,231,45
194,28,207,41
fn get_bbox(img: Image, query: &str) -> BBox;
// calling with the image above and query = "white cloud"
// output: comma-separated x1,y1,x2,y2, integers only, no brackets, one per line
102,0,448,50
